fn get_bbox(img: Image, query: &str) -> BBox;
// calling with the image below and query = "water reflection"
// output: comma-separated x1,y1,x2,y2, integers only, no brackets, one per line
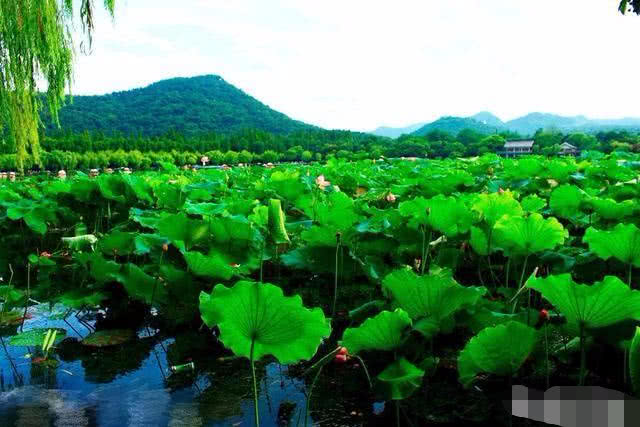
0,304,326,426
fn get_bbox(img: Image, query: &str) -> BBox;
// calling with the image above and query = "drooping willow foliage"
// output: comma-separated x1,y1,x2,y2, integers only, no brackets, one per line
0,0,115,172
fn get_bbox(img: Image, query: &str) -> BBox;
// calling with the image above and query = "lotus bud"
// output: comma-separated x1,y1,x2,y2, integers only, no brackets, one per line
162,243,169,252
336,231,342,244
385,192,397,202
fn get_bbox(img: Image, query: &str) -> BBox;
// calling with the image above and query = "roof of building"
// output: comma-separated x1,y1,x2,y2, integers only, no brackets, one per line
559,142,577,149
504,140,535,148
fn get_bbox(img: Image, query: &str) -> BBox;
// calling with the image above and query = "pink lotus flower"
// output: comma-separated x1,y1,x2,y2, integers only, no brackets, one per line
386,192,397,202
315,175,330,190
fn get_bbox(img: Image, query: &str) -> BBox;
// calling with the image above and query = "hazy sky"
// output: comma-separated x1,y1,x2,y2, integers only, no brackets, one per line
72,0,640,131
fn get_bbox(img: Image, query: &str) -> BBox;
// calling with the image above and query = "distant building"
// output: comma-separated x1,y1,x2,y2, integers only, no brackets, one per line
503,140,534,157
559,142,578,156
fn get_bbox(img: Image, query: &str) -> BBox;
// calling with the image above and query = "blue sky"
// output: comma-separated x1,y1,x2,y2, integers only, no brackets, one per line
72,0,640,131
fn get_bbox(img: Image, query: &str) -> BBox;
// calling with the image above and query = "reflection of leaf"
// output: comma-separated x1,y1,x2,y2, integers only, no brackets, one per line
458,321,537,387
199,281,330,363
528,274,640,336
82,329,135,347
377,357,425,400
583,223,640,267
341,309,411,354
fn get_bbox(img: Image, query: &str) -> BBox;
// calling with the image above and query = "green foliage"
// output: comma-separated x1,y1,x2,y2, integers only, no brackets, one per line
198,281,330,364
382,269,484,337
493,213,567,256
583,224,640,267
377,358,425,400
528,274,640,336
458,321,538,387
341,309,412,354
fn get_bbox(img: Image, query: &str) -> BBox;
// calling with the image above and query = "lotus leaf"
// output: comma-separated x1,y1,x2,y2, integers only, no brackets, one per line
9,328,67,346
377,357,425,400
458,321,537,387
493,213,567,256
198,281,330,364
382,269,484,337
527,274,640,336
550,184,584,218
341,309,412,354
583,223,640,267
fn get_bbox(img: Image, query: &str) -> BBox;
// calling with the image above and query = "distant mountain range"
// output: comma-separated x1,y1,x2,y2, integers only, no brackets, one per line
43,75,315,136
371,111,640,138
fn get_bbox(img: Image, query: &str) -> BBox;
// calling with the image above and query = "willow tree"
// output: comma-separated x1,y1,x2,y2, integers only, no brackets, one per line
0,0,115,172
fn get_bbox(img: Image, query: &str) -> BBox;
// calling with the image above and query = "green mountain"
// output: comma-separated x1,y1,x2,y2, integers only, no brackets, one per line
412,116,503,136
408,112,640,137
43,75,315,136
370,122,427,138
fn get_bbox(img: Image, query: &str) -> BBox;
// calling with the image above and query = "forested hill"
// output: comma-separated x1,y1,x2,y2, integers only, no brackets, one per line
43,75,316,136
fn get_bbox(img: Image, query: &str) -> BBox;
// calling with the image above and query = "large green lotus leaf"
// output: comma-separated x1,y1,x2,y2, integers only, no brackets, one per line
59,289,107,309
341,309,412,354
377,357,425,400
426,195,473,237
267,170,305,202
267,199,290,245
7,201,55,235
589,198,635,220
209,215,261,249
97,175,128,203
184,250,235,280
493,213,567,256
9,328,67,346
70,179,100,203
99,231,136,256
470,226,489,256
458,321,537,387
185,201,227,217
398,197,431,230
122,175,154,204
583,224,640,267
382,269,485,331
155,213,209,252
82,329,135,347
198,281,330,364
520,194,546,213
154,183,187,210
528,274,640,336
111,264,168,305
300,224,341,247
133,233,169,255
0,285,26,307
550,184,584,218
630,327,640,394
472,192,523,228
314,191,359,230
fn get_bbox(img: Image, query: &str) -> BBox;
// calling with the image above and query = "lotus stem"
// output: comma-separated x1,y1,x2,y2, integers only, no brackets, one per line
250,339,260,427
331,239,341,318
544,322,549,389
303,364,323,427
353,355,373,388
20,263,31,332
579,322,586,386
301,347,341,377
628,263,633,288
505,258,511,288
421,230,433,276
395,401,400,427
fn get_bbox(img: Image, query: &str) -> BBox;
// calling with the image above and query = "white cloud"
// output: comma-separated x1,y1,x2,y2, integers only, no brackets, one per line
69,0,640,131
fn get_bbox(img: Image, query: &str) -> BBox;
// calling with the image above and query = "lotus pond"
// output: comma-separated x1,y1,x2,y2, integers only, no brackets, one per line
2,153,640,426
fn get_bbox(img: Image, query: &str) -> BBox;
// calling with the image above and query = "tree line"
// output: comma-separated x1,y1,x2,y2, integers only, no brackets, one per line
1,127,639,172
